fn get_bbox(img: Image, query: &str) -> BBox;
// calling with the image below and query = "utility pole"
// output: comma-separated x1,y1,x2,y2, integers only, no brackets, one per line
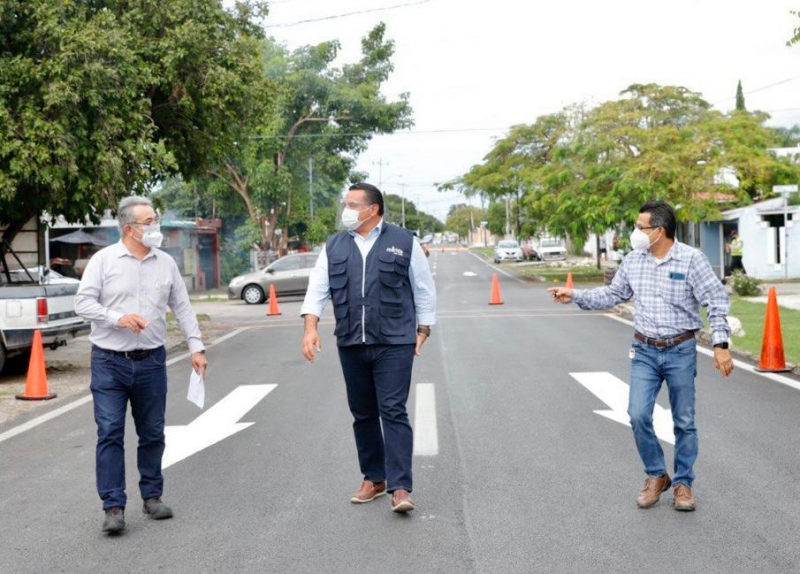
400,183,407,228
308,158,314,221
372,157,389,220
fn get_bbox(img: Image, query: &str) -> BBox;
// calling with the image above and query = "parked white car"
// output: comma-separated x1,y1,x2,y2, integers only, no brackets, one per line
493,240,524,263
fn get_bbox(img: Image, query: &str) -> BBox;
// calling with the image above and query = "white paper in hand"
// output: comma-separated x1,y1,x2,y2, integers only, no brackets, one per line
188,369,205,409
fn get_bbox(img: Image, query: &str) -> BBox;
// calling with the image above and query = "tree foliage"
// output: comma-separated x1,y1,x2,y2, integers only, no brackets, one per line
0,0,268,241
208,23,413,250
451,83,800,266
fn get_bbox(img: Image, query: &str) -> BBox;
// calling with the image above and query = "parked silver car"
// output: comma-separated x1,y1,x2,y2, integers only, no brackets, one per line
493,240,523,263
228,253,319,304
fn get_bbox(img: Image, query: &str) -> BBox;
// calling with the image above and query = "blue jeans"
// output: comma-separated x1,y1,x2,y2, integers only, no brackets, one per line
90,346,168,510
338,344,415,493
628,338,698,487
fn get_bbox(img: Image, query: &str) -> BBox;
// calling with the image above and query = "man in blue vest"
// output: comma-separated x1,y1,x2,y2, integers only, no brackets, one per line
301,183,437,513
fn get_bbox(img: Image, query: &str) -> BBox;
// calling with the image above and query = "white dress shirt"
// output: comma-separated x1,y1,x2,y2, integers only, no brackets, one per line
75,241,205,353
300,220,437,326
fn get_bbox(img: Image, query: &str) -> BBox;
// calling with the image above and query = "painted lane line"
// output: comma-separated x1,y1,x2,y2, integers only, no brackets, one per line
163,384,276,468
413,383,439,456
467,251,526,283
0,328,250,445
570,371,675,445
605,314,800,392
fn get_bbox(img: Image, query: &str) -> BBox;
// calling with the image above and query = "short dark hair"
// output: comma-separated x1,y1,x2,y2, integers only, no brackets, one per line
349,182,384,215
639,200,676,239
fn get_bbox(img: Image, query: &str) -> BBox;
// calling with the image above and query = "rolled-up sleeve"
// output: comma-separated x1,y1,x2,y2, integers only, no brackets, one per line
300,246,331,319
572,262,633,311
689,251,731,345
409,240,437,326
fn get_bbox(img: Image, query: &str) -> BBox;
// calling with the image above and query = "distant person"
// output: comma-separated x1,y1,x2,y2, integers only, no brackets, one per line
301,183,436,513
599,235,608,261
75,196,208,535
548,201,733,512
727,230,745,274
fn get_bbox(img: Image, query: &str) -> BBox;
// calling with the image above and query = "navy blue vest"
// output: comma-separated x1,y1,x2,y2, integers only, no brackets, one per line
326,224,416,347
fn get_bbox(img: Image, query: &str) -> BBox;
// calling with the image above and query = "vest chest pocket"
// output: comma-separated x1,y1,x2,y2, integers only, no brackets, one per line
378,253,409,301
329,256,349,305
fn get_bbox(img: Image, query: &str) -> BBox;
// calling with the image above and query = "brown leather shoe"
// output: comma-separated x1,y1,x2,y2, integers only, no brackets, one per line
390,489,415,513
636,474,672,508
673,484,696,511
350,480,387,503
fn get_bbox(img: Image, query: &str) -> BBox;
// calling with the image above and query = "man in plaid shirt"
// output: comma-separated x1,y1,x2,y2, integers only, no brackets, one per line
549,201,734,511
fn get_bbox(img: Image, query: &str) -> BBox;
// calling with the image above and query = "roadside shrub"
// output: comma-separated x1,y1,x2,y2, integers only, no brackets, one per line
730,271,761,297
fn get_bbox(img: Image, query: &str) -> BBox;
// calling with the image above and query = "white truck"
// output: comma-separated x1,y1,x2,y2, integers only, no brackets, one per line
533,236,567,261
0,219,90,373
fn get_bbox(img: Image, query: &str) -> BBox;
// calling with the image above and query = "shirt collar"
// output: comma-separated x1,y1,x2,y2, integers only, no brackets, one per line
347,218,384,240
114,239,157,260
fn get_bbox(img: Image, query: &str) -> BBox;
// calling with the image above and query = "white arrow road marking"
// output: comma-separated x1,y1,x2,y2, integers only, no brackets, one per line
163,384,277,469
413,383,438,456
463,271,477,277
570,372,675,445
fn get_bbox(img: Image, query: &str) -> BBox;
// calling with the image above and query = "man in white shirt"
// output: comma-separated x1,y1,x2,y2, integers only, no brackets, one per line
301,183,436,513
75,196,207,535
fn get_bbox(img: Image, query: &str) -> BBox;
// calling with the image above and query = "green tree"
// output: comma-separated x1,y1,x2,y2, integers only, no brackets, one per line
736,80,746,111
445,204,485,239
0,0,268,241
210,24,413,251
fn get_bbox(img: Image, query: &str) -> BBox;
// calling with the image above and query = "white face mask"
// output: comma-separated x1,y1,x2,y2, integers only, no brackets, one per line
630,228,658,252
136,223,164,248
341,206,372,231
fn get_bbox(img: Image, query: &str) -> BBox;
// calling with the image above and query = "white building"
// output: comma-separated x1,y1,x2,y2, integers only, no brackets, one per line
718,196,800,280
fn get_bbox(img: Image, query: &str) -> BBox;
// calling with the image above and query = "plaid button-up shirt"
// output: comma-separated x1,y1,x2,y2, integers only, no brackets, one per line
573,240,730,345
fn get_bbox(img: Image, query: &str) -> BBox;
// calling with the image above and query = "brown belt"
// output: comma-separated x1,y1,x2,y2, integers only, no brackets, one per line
634,331,695,349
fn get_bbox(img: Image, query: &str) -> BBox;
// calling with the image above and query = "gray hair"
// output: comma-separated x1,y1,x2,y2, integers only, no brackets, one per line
117,196,153,232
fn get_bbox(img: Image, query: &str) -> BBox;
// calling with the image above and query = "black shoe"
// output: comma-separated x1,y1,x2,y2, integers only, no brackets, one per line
102,507,125,534
142,497,173,520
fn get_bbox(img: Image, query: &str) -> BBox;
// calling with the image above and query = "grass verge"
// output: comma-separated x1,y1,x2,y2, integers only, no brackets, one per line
724,297,799,366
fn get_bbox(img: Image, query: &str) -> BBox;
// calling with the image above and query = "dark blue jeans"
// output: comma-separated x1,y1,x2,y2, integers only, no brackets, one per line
90,346,168,510
338,344,415,493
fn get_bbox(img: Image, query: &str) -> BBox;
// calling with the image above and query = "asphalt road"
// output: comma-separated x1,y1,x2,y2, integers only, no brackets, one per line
2,250,800,574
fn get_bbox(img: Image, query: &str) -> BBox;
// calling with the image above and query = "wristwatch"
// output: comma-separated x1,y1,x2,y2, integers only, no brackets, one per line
417,326,431,337
713,342,729,350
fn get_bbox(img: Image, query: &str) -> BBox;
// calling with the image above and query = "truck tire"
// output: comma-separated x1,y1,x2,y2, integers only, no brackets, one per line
0,343,6,375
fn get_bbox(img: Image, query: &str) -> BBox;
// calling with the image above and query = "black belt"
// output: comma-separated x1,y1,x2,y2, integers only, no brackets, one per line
634,331,695,349
94,346,161,360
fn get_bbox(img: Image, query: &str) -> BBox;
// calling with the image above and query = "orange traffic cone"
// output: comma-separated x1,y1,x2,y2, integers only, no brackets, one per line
266,284,282,316
755,286,791,373
489,273,504,305
566,272,574,289
16,330,56,401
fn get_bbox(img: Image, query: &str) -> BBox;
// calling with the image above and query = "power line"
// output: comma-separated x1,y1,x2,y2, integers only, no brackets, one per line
712,75,800,106
264,0,435,28
247,127,506,139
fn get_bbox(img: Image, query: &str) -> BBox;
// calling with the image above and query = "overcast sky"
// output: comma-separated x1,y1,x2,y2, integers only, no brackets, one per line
263,0,800,221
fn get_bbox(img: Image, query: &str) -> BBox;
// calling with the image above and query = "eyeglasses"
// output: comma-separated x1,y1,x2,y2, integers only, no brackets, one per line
131,217,160,226
341,201,371,210
634,224,658,231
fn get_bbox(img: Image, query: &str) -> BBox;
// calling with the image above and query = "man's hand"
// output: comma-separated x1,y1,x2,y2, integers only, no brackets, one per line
191,352,208,378
415,332,429,356
714,347,734,377
302,314,322,362
547,287,574,304
118,314,149,333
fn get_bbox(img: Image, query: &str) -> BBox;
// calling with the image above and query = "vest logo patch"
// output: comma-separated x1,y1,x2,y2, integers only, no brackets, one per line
386,246,404,256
